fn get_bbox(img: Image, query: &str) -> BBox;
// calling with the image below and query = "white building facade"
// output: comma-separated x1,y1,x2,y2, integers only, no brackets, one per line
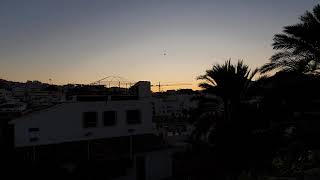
10,81,153,147
9,81,174,180
11,100,153,147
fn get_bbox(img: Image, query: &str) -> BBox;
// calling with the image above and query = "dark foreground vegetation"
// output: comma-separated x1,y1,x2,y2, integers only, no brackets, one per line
173,4,320,180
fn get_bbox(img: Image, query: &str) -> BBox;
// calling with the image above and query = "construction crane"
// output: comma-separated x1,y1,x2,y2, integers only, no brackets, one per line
89,76,134,88
151,82,192,92
90,76,125,85
90,76,192,92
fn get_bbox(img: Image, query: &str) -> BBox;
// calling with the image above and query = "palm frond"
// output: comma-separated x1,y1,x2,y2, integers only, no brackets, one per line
313,4,320,22
198,59,257,100
300,10,320,25
261,4,320,74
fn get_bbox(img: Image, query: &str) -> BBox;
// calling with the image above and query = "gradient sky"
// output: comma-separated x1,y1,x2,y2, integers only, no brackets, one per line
0,0,318,90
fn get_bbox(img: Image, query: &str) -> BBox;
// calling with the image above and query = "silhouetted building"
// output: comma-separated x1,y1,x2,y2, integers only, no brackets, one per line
9,81,173,180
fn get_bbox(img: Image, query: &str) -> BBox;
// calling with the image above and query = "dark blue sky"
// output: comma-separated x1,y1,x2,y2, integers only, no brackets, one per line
0,0,318,88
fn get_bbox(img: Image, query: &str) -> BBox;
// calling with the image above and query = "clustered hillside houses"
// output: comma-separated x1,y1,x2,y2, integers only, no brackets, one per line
0,79,200,180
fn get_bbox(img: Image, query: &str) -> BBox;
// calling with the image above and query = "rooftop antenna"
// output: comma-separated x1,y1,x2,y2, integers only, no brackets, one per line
158,82,161,92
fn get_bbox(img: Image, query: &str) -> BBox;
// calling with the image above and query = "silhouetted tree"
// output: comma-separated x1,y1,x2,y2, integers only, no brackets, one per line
260,4,320,74
190,60,262,179
197,59,258,121
188,93,222,142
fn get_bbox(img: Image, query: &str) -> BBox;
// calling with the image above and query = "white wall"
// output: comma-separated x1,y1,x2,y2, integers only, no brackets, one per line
12,100,153,147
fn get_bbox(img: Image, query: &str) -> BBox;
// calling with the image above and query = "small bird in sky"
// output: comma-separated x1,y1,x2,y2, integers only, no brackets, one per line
162,49,167,56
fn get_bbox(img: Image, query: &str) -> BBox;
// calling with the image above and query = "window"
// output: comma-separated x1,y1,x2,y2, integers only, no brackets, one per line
83,112,98,128
126,110,141,124
28,128,39,132
103,111,117,126
29,137,39,142
28,128,39,142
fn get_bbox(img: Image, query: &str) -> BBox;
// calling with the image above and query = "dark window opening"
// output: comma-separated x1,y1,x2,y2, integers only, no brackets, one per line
126,110,141,124
103,111,117,126
29,137,39,142
28,128,39,132
83,112,98,128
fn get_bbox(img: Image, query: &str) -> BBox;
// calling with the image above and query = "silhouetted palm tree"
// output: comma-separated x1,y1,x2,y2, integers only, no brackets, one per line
260,4,320,74
198,59,258,121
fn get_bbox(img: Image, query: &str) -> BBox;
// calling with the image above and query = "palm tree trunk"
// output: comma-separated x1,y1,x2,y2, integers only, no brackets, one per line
224,99,232,122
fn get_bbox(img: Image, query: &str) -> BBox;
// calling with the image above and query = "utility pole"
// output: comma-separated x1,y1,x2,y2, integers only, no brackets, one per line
85,132,92,161
128,129,135,161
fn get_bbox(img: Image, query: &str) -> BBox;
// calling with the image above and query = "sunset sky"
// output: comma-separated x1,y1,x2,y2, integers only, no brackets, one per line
0,0,318,90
